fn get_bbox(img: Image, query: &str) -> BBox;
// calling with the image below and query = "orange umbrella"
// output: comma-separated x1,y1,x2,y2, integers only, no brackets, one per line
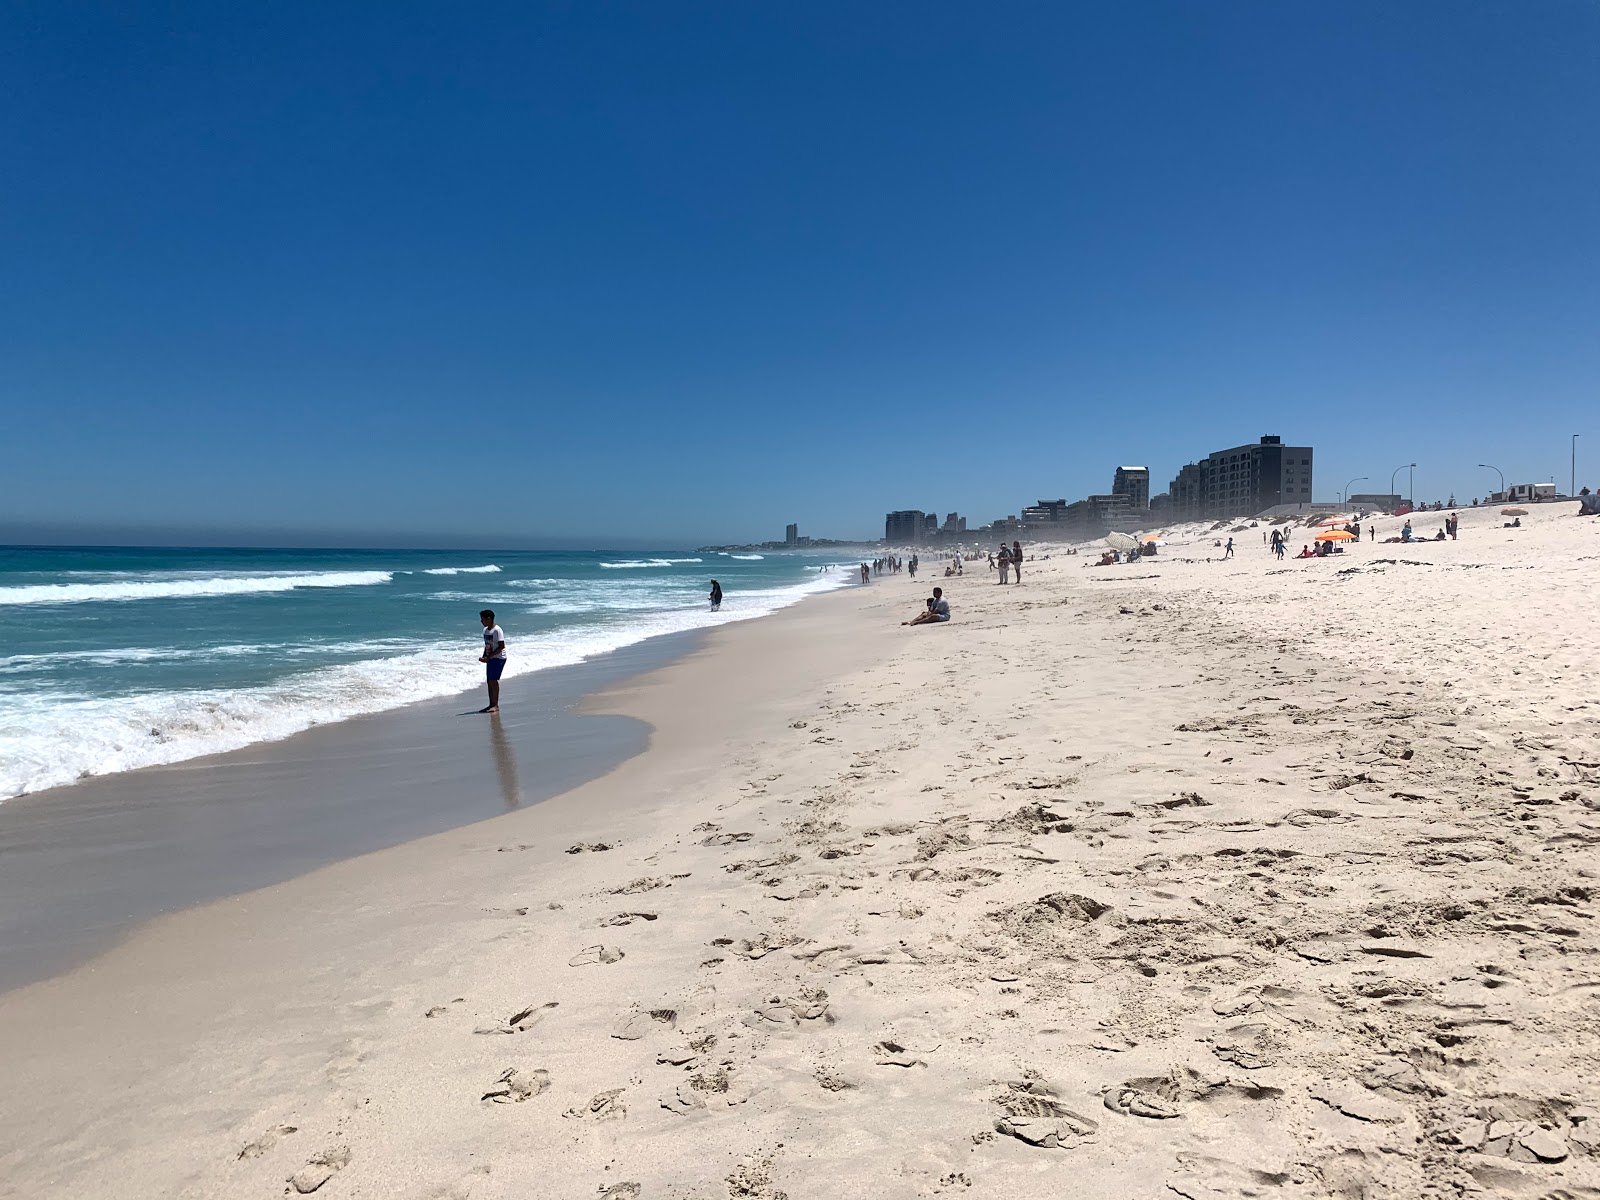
1315,529,1356,541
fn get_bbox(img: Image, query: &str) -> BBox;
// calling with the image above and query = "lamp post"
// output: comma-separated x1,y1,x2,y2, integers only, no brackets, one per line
1573,434,1580,497
1390,463,1415,511
1478,463,1504,503
1342,476,1368,506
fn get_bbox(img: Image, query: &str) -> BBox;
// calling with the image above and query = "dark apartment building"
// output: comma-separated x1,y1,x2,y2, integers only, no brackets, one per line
1165,436,1313,521
1112,466,1150,510
884,510,926,543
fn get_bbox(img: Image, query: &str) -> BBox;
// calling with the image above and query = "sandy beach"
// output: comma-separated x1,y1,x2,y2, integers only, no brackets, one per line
3,502,1599,1200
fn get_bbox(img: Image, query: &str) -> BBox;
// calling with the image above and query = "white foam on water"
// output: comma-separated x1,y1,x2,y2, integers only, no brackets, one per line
0,572,849,799
728,554,765,560
419,565,502,575
0,571,395,606
597,558,703,569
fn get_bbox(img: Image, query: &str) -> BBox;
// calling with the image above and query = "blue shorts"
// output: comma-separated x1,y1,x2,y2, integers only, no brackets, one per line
486,657,506,681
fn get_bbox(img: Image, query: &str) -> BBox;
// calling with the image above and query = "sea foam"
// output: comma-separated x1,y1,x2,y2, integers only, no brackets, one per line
598,558,704,569
0,571,394,606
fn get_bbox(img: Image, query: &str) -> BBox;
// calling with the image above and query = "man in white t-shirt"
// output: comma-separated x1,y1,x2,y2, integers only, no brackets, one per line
478,609,507,713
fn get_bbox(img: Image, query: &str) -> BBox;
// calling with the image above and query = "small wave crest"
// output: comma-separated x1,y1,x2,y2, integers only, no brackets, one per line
598,558,704,570
0,571,394,606
420,565,502,575
728,553,765,560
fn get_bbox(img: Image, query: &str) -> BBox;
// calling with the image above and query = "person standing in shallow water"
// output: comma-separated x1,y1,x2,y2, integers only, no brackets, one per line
478,609,507,714
709,579,723,611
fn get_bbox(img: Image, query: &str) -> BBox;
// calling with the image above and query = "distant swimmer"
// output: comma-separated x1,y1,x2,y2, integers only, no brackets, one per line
478,609,506,714
709,579,723,611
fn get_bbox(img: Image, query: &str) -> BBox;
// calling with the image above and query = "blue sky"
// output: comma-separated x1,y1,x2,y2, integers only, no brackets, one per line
3,1,1596,545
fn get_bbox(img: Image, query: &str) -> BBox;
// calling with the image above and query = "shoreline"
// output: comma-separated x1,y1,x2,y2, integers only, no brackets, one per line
0,581,851,993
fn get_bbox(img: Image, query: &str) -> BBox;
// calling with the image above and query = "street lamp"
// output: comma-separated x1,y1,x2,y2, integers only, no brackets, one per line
1390,463,1415,511
1342,476,1368,506
1478,463,1504,502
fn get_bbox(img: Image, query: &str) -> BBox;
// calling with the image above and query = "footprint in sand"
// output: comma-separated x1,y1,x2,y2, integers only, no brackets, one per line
1211,1022,1276,1070
288,1147,351,1194
1165,1153,1296,1199
701,831,753,846
564,1088,626,1121
474,1001,558,1035
609,877,669,895
566,841,613,853
992,1088,1100,1149
743,990,831,1030
873,1040,935,1068
659,1082,709,1117
598,1185,642,1200
599,911,658,927
713,933,796,960
237,1123,297,1160
1103,1083,1180,1119
569,945,625,966
480,1067,550,1104
611,1007,677,1040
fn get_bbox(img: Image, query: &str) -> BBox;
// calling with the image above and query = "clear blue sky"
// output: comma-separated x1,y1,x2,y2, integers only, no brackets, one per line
3,1,1596,546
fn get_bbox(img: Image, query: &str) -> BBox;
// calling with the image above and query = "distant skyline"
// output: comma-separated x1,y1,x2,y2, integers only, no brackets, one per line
3,2,1596,545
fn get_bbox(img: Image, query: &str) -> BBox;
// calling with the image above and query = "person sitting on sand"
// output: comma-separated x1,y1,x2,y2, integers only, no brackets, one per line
1400,521,1413,543
903,587,951,626
1296,545,1314,559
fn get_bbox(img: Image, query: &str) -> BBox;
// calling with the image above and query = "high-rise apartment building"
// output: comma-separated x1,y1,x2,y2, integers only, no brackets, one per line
1165,436,1313,521
1112,466,1150,510
884,510,926,543
784,523,798,546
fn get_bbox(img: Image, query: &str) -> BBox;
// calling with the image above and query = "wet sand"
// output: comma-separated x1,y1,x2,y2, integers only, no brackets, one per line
0,631,695,990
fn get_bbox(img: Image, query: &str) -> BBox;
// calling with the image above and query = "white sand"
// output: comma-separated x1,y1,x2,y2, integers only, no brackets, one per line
2,501,1598,1199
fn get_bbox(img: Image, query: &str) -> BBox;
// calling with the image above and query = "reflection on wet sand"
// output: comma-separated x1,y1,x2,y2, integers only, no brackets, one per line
489,716,522,810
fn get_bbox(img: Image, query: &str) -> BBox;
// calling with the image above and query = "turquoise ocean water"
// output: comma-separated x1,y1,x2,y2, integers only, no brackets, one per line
0,546,850,799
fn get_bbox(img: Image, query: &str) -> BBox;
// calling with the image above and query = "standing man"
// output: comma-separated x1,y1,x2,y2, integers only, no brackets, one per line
478,609,507,714
1223,538,1235,559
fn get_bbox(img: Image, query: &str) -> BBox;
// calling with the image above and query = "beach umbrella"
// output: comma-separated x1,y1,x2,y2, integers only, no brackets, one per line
1315,529,1356,541
1141,534,1165,544
1105,532,1138,551
1315,515,1353,527
1501,507,1527,516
